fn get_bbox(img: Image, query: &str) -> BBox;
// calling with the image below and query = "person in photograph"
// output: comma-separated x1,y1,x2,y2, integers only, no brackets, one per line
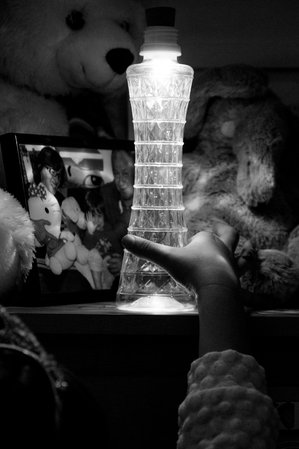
32,146,66,204
99,149,135,281
28,146,92,293
101,149,134,240
28,146,67,254
83,189,123,289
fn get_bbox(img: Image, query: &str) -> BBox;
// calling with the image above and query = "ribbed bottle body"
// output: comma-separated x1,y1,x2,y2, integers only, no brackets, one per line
116,60,196,312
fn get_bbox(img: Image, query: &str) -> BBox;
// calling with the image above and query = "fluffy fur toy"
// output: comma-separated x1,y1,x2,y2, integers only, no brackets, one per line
183,64,299,309
0,188,35,298
0,0,144,139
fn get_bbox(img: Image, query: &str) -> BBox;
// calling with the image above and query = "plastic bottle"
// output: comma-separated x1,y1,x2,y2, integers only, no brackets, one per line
116,7,196,313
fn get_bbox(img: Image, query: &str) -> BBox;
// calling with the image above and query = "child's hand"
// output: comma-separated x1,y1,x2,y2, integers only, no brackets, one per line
122,221,240,295
106,253,122,275
85,211,97,235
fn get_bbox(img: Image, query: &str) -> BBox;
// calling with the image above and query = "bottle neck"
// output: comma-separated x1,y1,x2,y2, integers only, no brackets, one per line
139,26,181,61
141,50,179,63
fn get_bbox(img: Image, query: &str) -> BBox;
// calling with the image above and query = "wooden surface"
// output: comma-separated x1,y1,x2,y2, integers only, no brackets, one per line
8,301,198,335
7,302,299,336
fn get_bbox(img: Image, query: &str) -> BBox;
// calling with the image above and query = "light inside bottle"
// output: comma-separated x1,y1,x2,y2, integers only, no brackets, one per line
118,294,194,314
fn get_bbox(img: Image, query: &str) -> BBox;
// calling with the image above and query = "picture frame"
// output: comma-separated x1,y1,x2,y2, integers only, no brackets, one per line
0,133,135,305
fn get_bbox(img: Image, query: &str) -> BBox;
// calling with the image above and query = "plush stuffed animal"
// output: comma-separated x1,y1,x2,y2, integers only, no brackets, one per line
0,188,35,298
27,183,78,275
61,196,87,233
0,0,145,139
182,64,299,309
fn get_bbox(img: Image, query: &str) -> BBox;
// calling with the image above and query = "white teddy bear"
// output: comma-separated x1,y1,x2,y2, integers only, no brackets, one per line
0,0,145,138
27,183,78,275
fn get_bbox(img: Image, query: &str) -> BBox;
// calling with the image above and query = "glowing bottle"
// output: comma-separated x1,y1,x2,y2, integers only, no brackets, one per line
116,7,196,313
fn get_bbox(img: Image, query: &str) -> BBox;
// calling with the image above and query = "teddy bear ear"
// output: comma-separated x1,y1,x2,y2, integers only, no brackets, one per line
184,64,269,142
234,105,287,207
235,139,276,207
185,91,210,140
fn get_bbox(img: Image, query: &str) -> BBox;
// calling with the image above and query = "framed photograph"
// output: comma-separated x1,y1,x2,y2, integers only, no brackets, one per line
0,133,135,305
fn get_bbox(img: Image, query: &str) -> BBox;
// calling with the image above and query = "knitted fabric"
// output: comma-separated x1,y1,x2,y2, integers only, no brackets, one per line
0,305,67,392
177,349,280,449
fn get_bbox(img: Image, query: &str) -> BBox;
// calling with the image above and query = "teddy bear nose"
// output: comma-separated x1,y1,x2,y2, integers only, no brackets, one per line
106,48,134,74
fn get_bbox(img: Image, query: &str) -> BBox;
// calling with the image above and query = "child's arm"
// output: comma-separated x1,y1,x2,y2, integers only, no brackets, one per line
122,221,281,449
122,221,249,355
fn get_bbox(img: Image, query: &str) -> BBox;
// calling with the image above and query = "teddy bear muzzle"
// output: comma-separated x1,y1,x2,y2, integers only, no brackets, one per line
106,48,135,74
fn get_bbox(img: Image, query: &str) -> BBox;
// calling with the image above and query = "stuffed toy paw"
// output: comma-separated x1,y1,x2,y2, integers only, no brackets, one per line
45,239,77,275
238,246,299,308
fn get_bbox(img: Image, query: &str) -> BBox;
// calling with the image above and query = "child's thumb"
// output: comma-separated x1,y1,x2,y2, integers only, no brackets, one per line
122,234,172,270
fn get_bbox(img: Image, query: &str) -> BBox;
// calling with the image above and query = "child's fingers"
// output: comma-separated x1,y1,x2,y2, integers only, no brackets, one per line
122,234,173,270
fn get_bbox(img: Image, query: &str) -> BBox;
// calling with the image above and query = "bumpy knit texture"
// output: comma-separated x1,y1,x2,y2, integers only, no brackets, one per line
0,305,67,392
177,349,280,449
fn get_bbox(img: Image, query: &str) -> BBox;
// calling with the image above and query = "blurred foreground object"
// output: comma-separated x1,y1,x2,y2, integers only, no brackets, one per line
0,188,35,298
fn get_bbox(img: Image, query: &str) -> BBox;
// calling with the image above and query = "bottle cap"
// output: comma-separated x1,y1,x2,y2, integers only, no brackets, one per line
145,7,176,27
140,7,181,57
